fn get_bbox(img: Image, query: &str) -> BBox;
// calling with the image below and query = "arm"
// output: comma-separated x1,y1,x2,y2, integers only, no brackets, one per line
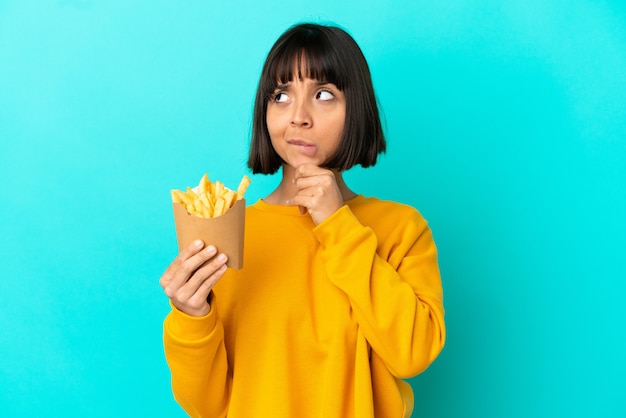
313,205,446,378
160,241,232,417
163,298,232,418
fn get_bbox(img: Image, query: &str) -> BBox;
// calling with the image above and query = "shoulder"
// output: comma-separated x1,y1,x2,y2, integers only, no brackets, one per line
350,195,426,222
349,196,430,237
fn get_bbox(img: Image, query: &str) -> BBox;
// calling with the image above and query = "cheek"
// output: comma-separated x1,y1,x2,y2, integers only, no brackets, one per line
334,106,346,128
265,109,283,139
330,114,346,139
266,118,282,152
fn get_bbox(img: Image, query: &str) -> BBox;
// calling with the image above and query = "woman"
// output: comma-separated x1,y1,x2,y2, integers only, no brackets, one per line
160,22,446,417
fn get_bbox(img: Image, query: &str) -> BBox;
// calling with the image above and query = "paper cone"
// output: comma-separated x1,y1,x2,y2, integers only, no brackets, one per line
172,198,245,269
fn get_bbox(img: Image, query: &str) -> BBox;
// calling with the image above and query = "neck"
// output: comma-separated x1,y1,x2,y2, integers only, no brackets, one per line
265,165,357,205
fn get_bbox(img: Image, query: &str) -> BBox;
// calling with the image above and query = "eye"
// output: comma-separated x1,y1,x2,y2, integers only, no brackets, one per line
316,90,334,101
273,91,288,103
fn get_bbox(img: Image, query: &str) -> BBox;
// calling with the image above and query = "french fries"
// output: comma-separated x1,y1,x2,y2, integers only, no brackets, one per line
171,173,251,218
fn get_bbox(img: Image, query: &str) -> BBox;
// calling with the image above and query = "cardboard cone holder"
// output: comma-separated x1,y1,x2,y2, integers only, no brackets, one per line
172,198,245,269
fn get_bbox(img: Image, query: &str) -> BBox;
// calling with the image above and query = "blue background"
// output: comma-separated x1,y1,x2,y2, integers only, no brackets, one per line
1,1,624,416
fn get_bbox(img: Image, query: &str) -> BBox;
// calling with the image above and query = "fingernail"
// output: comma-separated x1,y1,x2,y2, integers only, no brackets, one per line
217,253,227,262
206,245,217,254
193,240,203,248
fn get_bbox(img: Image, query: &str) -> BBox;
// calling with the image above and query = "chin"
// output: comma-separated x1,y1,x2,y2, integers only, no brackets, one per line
286,157,323,169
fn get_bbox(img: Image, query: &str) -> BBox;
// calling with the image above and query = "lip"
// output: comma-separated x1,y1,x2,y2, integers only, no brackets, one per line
287,139,315,147
287,139,317,157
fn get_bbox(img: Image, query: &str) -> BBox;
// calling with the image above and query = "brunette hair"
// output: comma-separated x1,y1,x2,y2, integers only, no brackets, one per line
248,23,386,174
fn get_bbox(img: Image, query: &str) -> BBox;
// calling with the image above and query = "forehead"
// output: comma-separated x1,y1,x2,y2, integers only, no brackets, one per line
269,48,342,89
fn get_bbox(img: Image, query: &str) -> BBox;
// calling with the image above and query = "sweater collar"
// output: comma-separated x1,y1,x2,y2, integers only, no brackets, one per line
253,195,366,216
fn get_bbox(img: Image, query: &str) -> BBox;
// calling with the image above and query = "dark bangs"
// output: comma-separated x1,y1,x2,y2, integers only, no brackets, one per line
260,27,348,99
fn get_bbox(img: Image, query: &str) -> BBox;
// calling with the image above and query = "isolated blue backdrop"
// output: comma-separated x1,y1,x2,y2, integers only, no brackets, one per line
1,1,624,417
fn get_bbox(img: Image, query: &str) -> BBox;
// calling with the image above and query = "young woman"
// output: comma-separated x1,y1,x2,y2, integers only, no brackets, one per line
160,22,446,418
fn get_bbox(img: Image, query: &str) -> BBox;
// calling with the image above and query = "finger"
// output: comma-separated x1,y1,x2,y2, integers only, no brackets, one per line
293,164,330,181
293,176,330,192
291,183,328,205
288,186,343,225
162,243,218,294
182,253,228,298
284,194,311,212
187,260,228,305
160,240,205,287
168,254,228,317
294,174,336,196
174,240,206,268
285,193,314,209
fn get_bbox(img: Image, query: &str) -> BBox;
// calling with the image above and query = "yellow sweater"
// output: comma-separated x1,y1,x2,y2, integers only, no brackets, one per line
163,195,445,417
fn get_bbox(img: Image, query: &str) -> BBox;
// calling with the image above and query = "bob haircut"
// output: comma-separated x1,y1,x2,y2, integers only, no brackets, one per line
248,23,386,174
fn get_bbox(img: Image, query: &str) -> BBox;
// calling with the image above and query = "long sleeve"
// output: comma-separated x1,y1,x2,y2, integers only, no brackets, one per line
162,197,444,417
163,298,232,417
313,203,446,378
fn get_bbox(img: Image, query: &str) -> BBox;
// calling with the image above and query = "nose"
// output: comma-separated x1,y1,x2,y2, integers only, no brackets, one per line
291,99,312,127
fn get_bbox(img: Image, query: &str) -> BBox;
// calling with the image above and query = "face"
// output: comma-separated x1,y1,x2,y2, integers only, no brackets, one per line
266,76,346,170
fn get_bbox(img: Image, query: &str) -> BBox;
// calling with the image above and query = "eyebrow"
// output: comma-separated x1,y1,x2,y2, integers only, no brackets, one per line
274,80,334,90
